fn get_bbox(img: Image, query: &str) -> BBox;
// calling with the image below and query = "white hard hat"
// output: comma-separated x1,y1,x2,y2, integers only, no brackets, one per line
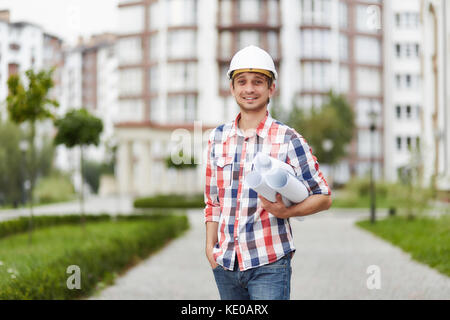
227,45,278,80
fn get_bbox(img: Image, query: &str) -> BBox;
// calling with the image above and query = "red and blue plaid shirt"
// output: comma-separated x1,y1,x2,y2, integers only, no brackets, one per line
204,112,331,271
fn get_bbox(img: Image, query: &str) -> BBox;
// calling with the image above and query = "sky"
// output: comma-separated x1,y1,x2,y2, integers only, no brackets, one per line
0,0,119,45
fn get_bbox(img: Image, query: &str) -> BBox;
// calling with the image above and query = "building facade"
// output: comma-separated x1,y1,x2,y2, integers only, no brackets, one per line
383,0,423,182
115,0,449,197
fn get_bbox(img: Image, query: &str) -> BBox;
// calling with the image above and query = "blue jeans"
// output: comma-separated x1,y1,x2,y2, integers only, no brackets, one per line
212,254,292,300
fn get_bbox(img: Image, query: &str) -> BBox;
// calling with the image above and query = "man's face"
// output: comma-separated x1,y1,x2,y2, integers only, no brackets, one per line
230,72,276,113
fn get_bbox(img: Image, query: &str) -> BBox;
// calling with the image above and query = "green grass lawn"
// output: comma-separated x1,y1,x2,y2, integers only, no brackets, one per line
0,214,188,299
356,215,450,277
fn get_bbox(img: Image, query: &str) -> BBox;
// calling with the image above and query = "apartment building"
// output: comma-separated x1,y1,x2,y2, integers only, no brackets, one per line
115,0,386,196
115,0,450,196
57,34,119,181
383,0,423,182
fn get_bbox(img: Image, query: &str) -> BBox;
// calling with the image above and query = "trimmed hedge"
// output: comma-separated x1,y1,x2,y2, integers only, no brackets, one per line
0,214,111,239
134,193,204,209
0,213,189,299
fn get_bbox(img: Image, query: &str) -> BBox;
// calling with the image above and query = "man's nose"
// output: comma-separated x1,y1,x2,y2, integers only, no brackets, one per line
243,83,255,93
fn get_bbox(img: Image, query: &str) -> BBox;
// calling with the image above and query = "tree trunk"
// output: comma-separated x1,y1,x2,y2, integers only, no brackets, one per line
28,121,36,245
80,145,85,230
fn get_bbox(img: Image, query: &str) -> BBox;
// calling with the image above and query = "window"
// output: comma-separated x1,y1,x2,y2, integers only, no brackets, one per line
406,137,412,150
219,0,232,26
167,0,197,26
302,62,332,91
405,74,412,88
219,31,232,59
395,12,420,29
149,2,161,30
395,74,420,90
239,0,262,23
338,66,349,93
149,96,160,121
356,67,381,95
219,64,230,91
149,66,159,93
268,0,279,26
395,44,401,57
118,5,145,34
149,33,159,61
301,29,331,58
356,99,381,127
406,105,411,118
118,37,142,64
340,34,348,61
119,99,144,121
396,75,401,88
167,62,197,91
355,36,380,64
396,105,401,119
267,31,279,60
339,2,348,28
238,31,260,49
119,68,143,95
167,94,197,122
358,130,381,158
301,0,331,26
167,30,197,59
396,137,402,151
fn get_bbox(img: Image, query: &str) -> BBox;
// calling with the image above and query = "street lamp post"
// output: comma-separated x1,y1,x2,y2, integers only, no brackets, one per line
368,111,378,224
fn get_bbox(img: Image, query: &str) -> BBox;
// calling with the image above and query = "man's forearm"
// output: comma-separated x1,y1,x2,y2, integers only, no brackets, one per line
287,194,332,218
205,221,219,250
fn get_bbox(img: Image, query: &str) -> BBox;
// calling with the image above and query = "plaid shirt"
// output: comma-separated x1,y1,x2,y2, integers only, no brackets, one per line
204,112,331,271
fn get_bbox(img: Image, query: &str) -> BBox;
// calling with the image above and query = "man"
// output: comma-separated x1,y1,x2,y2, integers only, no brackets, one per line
204,45,332,300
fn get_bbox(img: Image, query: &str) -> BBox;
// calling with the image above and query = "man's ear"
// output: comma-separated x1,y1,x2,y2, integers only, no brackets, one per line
229,80,235,97
269,82,276,98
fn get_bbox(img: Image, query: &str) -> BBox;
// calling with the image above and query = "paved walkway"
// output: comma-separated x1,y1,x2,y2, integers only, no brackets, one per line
91,208,450,300
0,195,134,222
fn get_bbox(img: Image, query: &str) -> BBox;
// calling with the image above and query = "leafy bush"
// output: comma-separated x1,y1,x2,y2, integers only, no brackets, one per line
33,172,76,204
134,193,204,209
0,213,189,299
0,214,111,239
82,160,114,194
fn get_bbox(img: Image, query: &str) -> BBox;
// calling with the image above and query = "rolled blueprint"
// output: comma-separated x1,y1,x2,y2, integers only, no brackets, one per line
253,152,295,175
245,171,292,207
265,167,309,204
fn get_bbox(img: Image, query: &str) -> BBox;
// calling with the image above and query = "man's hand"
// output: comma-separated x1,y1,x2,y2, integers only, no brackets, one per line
259,193,291,219
206,246,219,269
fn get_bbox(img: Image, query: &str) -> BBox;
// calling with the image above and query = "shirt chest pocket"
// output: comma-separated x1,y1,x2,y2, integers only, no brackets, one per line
216,156,234,189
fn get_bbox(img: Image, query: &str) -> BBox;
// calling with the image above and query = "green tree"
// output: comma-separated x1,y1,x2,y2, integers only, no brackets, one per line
0,121,23,207
286,91,355,184
54,108,103,227
6,68,59,243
